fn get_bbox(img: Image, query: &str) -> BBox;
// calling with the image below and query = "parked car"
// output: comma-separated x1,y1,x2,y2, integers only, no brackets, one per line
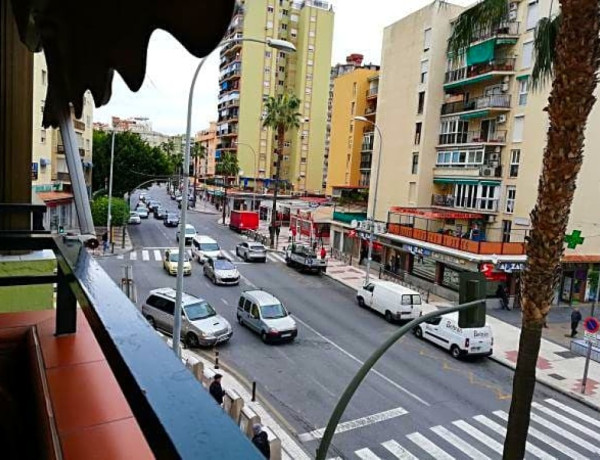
229,210,259,232
356,281,423,323
147,200,160,212
191,235,222,263
413,312,493,359
163,249,192,276
128,211,141,225
139,192,147,202
176,224,196,245
135,206,149,219
285,243,327,274
237,290,297,343
142,288,232,347
236,242,267,262
204,256,240,285
164,212,180,227
153,206,167,219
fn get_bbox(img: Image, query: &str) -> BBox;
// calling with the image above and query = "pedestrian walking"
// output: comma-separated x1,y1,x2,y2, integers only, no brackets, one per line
320,246,327,260
101,231,109,254
251,424,271,459
209,373,226,406
570,307,583,337
496,284,509,310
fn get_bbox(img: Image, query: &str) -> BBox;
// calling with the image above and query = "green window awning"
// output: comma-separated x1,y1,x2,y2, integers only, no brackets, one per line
480,180,501,186
516,74,530,80
434,178,479,185
460,110,490,120
466,39,495,66
444,74,493,89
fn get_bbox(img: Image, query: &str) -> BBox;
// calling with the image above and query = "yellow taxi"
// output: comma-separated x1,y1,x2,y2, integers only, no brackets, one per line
163,249,192,276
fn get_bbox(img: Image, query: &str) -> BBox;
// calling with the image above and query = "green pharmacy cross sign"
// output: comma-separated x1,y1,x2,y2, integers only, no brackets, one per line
564,230,585,249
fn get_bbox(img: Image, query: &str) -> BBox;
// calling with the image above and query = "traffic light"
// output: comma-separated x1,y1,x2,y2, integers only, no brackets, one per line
458,272,487,328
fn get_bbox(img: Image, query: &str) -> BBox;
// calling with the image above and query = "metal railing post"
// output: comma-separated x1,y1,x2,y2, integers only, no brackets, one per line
55,262,77,335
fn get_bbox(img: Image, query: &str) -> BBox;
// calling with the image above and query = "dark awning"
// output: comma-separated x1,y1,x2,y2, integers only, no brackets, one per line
11,0,236,127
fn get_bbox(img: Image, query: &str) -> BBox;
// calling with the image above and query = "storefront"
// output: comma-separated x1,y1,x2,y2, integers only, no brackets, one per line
36,191,75,232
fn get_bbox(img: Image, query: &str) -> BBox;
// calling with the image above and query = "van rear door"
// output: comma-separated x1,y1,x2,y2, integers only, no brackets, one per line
464,326,493,354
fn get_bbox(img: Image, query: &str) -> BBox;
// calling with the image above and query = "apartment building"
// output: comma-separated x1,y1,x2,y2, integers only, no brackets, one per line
196,122,218,177
216,0,334,194
109,116,171,148
32,52,93,232
332,0,600,302
325,63,379,195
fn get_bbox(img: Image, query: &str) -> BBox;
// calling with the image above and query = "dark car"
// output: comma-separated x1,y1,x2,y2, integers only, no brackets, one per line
164,213,180,227
147,200,160,212
153,206,167,219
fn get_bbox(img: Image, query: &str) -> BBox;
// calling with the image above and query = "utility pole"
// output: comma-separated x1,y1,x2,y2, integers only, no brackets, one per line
106,130,116,246
270,147,283,248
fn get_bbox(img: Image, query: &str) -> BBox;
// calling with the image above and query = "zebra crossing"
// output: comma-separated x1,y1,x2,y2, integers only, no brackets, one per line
117,248,287,264
324,399,598,460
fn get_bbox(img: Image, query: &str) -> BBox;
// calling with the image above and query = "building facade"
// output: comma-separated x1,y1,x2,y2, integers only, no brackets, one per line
196,122,218,178
32,52,94,232
217,0,334,194
109,116,171,148
325,66,379,194
355,0,600,302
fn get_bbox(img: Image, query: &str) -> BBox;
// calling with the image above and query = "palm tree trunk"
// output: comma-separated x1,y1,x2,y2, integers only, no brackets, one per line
270,125,285,248
503,0,599,457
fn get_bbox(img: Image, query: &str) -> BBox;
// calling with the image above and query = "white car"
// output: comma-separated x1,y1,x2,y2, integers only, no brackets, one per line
236,242,267,262
413,312,493,359
135,206,149,219
356,281,422,322
237,289,297,343
191,235,222,263
176,224,196,245
203,256,240,285
128,211,141,225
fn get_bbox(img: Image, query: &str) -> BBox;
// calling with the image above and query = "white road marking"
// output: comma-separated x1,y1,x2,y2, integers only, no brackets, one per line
493,410,588,459
221,298,229,306
293,317,430,406
117,254,124,260
266,254,279,263
187,249,192,258
381,439,418,459
355,448,382,460
240,274,257,289
142,250,149,261
153,250,162,261
406,432,455,460
452,420,503,455
269,252,286,263
528,411,600,455
473,415,555,460
130,251,137,261
545,398,600,429
431,425,491,460
297,407,408,442
533,402,600,442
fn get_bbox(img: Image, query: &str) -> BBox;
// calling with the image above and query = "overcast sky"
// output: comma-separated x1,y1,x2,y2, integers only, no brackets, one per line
95,0,472,135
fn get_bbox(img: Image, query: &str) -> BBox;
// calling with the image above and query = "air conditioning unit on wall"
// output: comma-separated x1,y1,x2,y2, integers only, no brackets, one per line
480,166,495,176
497,114,507,124
487,215,497,223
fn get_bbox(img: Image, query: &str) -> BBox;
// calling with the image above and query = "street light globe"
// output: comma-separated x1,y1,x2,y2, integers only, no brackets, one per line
266,38,296,53
353,116,369,123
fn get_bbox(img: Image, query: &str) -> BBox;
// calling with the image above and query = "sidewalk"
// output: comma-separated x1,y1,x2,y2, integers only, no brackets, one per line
324,257,600,410
92,226,133,257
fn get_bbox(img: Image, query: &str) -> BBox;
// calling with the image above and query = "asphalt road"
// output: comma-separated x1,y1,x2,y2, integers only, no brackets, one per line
98,185,600,460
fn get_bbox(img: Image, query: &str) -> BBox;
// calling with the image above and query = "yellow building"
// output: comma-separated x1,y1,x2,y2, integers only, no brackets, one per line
326,66,379,195
217,0,334,194
196,122,218,177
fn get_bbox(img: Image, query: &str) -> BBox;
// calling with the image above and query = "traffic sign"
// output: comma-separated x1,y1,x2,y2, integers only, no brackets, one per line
583,316,600,334
584,331,598,346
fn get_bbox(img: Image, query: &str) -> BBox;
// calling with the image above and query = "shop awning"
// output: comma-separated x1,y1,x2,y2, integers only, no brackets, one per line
460,110,490,120
480,180,501,186
36,192,74,205
516,74,530,80
390,207,483,220
434,178,479,185
467,39,495,66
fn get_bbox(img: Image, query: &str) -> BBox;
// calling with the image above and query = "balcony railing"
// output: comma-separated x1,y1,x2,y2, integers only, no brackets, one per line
433,165,502,178
366,87,378,98
56,171,70,182
0,208,263,458
441,94,511,115
73,119,86,131
387,222,526,255
438,130,507,145
431,193,499,212
444,58,516,85
365,106,377,116
471,20,520,43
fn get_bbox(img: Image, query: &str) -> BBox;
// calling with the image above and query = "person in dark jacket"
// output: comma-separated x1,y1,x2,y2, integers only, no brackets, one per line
571,307,583,337
252,424,270,459
496,284,509,310
209,373,225,405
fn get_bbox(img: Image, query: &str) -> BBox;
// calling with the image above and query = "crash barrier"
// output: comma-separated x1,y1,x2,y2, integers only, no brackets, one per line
185,357,282,459
242,229,270,246
331,248,353,266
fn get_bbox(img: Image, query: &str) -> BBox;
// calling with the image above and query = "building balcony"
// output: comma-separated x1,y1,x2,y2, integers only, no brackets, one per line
220,69,241,83
366,87,378,99
438,130,507,146
470,20,520,44
433,164,502,179
444,58,516,88
441,94,511,117
56,171,71,182
431,193,499,213
73,119,86,131
364,106,377,117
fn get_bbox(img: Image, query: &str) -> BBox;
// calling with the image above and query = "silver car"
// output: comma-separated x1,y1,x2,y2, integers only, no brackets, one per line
236,242,267,262
142,287,232,347
236,289,297,343
204,256,240,285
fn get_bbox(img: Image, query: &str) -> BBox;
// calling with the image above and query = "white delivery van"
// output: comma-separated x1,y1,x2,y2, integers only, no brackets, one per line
413,311,493,359
356,281,423,323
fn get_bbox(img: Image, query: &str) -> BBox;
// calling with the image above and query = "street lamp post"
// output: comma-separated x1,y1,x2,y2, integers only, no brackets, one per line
106,130,116,249
171,36,296,358
353,116,383,285
234,141,258,211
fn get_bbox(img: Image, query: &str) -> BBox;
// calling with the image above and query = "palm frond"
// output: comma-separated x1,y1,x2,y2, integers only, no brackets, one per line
447,0,508,56
531,14,561,91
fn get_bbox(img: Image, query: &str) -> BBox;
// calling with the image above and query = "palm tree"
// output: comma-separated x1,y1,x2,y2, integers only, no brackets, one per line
191,142,206,194
448,0,599,457
215,151,239,223
262,93,302,247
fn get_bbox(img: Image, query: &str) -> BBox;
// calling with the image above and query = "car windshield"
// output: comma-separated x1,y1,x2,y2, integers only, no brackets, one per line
168,253,189,262
185,228,196,235
184,301,216,321
136,207,146,212
215,259,235,270
200,243,219,251
250,244,264,250
260,303,287,319
130,212,138,217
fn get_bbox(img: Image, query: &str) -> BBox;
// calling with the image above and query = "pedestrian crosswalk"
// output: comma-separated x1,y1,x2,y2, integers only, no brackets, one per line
324,399,597,460
117,248,288,265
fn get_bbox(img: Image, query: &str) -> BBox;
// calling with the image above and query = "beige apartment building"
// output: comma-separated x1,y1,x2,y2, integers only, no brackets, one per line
196,122,218,178
32,52,93,232
331,0,600,302
217,0,334,194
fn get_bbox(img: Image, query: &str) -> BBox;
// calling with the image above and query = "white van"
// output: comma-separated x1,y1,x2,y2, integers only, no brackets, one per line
191,235,222,263
413,312,493,359
356,281,423,322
